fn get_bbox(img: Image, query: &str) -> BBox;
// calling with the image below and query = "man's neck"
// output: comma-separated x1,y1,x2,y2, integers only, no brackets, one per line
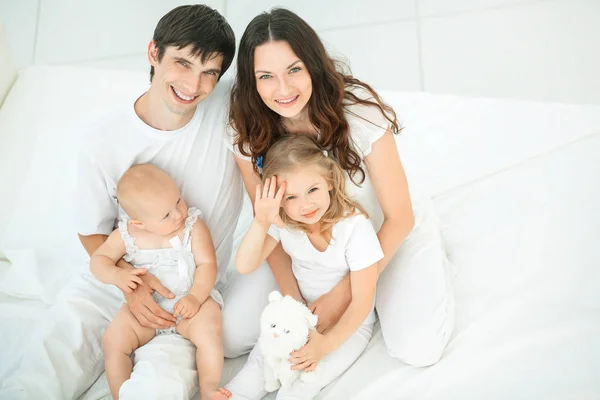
134,88,195,131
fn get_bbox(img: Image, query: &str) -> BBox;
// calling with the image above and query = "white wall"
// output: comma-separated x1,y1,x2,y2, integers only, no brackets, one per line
1,0,599,104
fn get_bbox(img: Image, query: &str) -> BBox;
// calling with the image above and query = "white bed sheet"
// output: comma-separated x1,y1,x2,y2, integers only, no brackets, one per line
1,66,600,399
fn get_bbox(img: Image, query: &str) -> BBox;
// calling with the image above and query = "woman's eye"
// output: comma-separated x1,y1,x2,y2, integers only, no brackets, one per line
259,74,271,80
290,67,300,73
271,324,276,328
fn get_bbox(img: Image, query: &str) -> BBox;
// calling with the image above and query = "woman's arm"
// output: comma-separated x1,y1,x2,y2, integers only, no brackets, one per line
234,155,304,301
365,128,415,273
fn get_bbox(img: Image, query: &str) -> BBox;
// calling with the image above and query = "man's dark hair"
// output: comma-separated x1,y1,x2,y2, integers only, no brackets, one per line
150,5,235,81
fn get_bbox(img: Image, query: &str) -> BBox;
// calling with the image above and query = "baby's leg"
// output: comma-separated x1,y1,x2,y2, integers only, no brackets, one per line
103,304,156,399
177,298,230,400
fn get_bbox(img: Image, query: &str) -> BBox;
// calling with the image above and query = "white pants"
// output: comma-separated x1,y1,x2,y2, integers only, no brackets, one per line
225,323,373,400
0,263,277,400
375,195,457,367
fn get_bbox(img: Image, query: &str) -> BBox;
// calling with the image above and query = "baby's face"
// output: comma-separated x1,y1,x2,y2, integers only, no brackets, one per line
139,185,188,236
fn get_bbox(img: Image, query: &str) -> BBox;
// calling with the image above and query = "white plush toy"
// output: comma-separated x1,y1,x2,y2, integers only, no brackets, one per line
259,291,322,392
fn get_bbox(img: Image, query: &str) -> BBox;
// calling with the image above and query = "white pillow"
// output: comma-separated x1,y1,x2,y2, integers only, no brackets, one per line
0,66,149,302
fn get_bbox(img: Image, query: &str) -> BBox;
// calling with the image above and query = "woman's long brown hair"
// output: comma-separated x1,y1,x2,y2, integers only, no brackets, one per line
230,8,400,185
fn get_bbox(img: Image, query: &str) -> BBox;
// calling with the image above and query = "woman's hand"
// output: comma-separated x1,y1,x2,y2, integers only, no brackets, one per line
289,330,332,372
309,287,351,334
254,176,287,228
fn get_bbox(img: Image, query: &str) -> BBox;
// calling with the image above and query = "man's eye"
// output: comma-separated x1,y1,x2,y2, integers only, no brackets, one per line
178,60,188,67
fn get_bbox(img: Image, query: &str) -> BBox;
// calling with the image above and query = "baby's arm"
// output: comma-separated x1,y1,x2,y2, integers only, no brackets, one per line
90,229,146,292
187,219,218,305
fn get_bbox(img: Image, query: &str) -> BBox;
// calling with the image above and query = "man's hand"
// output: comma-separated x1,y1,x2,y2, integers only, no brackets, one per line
309,286,351,334
120,262,177,329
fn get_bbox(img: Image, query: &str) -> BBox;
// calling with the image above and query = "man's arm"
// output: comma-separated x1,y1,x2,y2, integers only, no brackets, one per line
79,233,132,270
78,232,176,328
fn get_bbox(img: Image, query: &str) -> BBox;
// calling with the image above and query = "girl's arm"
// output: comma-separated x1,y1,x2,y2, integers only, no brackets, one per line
322,264,378,352
365,128,415,273
234,156,304,301
188,219,218,305
290,262,378,370
236,219,279,274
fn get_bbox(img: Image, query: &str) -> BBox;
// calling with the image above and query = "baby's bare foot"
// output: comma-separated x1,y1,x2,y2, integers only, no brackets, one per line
203,388,232,400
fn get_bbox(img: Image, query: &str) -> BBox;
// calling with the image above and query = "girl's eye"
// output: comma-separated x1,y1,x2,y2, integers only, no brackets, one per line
284,329,290,334
286,196,296,201
271,324,276,328
308,187,318,194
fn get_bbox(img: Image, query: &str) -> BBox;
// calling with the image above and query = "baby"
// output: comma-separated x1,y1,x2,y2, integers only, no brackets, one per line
90,163,230,400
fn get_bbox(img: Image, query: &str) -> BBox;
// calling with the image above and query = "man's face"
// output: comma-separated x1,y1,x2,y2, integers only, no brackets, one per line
148,42,224,117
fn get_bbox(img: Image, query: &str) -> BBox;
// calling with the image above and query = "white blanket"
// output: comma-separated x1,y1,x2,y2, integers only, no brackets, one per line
1,66,600,399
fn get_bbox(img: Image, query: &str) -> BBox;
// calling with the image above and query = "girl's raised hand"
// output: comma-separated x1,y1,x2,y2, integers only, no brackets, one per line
254,176,287,228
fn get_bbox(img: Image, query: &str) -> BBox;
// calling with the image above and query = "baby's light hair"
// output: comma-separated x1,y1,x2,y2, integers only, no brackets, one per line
116,163,178,220
262,135,368,233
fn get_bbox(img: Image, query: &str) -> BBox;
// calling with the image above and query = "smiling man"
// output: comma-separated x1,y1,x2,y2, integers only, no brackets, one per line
0,5,278,400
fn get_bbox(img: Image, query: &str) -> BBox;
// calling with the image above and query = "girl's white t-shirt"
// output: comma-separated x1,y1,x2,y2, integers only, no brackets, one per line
267,214,384,324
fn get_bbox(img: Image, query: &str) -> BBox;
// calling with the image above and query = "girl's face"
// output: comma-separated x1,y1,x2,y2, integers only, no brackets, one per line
278,165,332,226
254,40,313,120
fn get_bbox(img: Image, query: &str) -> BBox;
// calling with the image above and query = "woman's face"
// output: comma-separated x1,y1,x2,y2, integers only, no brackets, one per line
253,40,313,120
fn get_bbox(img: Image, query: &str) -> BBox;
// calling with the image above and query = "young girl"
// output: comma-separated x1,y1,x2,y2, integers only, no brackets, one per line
90,163,231,400
225,135,383,399
228,8,454,367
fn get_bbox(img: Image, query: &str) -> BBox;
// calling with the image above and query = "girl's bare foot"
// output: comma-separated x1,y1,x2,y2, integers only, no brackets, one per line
203,387,232,400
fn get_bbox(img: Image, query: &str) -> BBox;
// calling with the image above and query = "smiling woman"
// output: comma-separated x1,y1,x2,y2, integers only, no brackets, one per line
226,7,455,379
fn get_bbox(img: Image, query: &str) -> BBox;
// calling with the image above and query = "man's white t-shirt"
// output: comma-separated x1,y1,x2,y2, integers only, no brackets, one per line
76,81,243,285
267,214,383,324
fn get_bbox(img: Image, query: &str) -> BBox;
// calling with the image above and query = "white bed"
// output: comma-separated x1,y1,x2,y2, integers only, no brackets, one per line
1,20,600,400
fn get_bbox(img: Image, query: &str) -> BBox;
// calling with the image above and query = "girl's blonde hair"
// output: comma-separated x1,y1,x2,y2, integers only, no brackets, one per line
262,135,368,233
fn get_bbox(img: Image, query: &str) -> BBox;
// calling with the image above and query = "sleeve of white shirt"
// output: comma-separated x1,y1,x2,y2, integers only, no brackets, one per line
267,224,281,242
75,151,118,236
345,215,384,272
223,123,252,162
